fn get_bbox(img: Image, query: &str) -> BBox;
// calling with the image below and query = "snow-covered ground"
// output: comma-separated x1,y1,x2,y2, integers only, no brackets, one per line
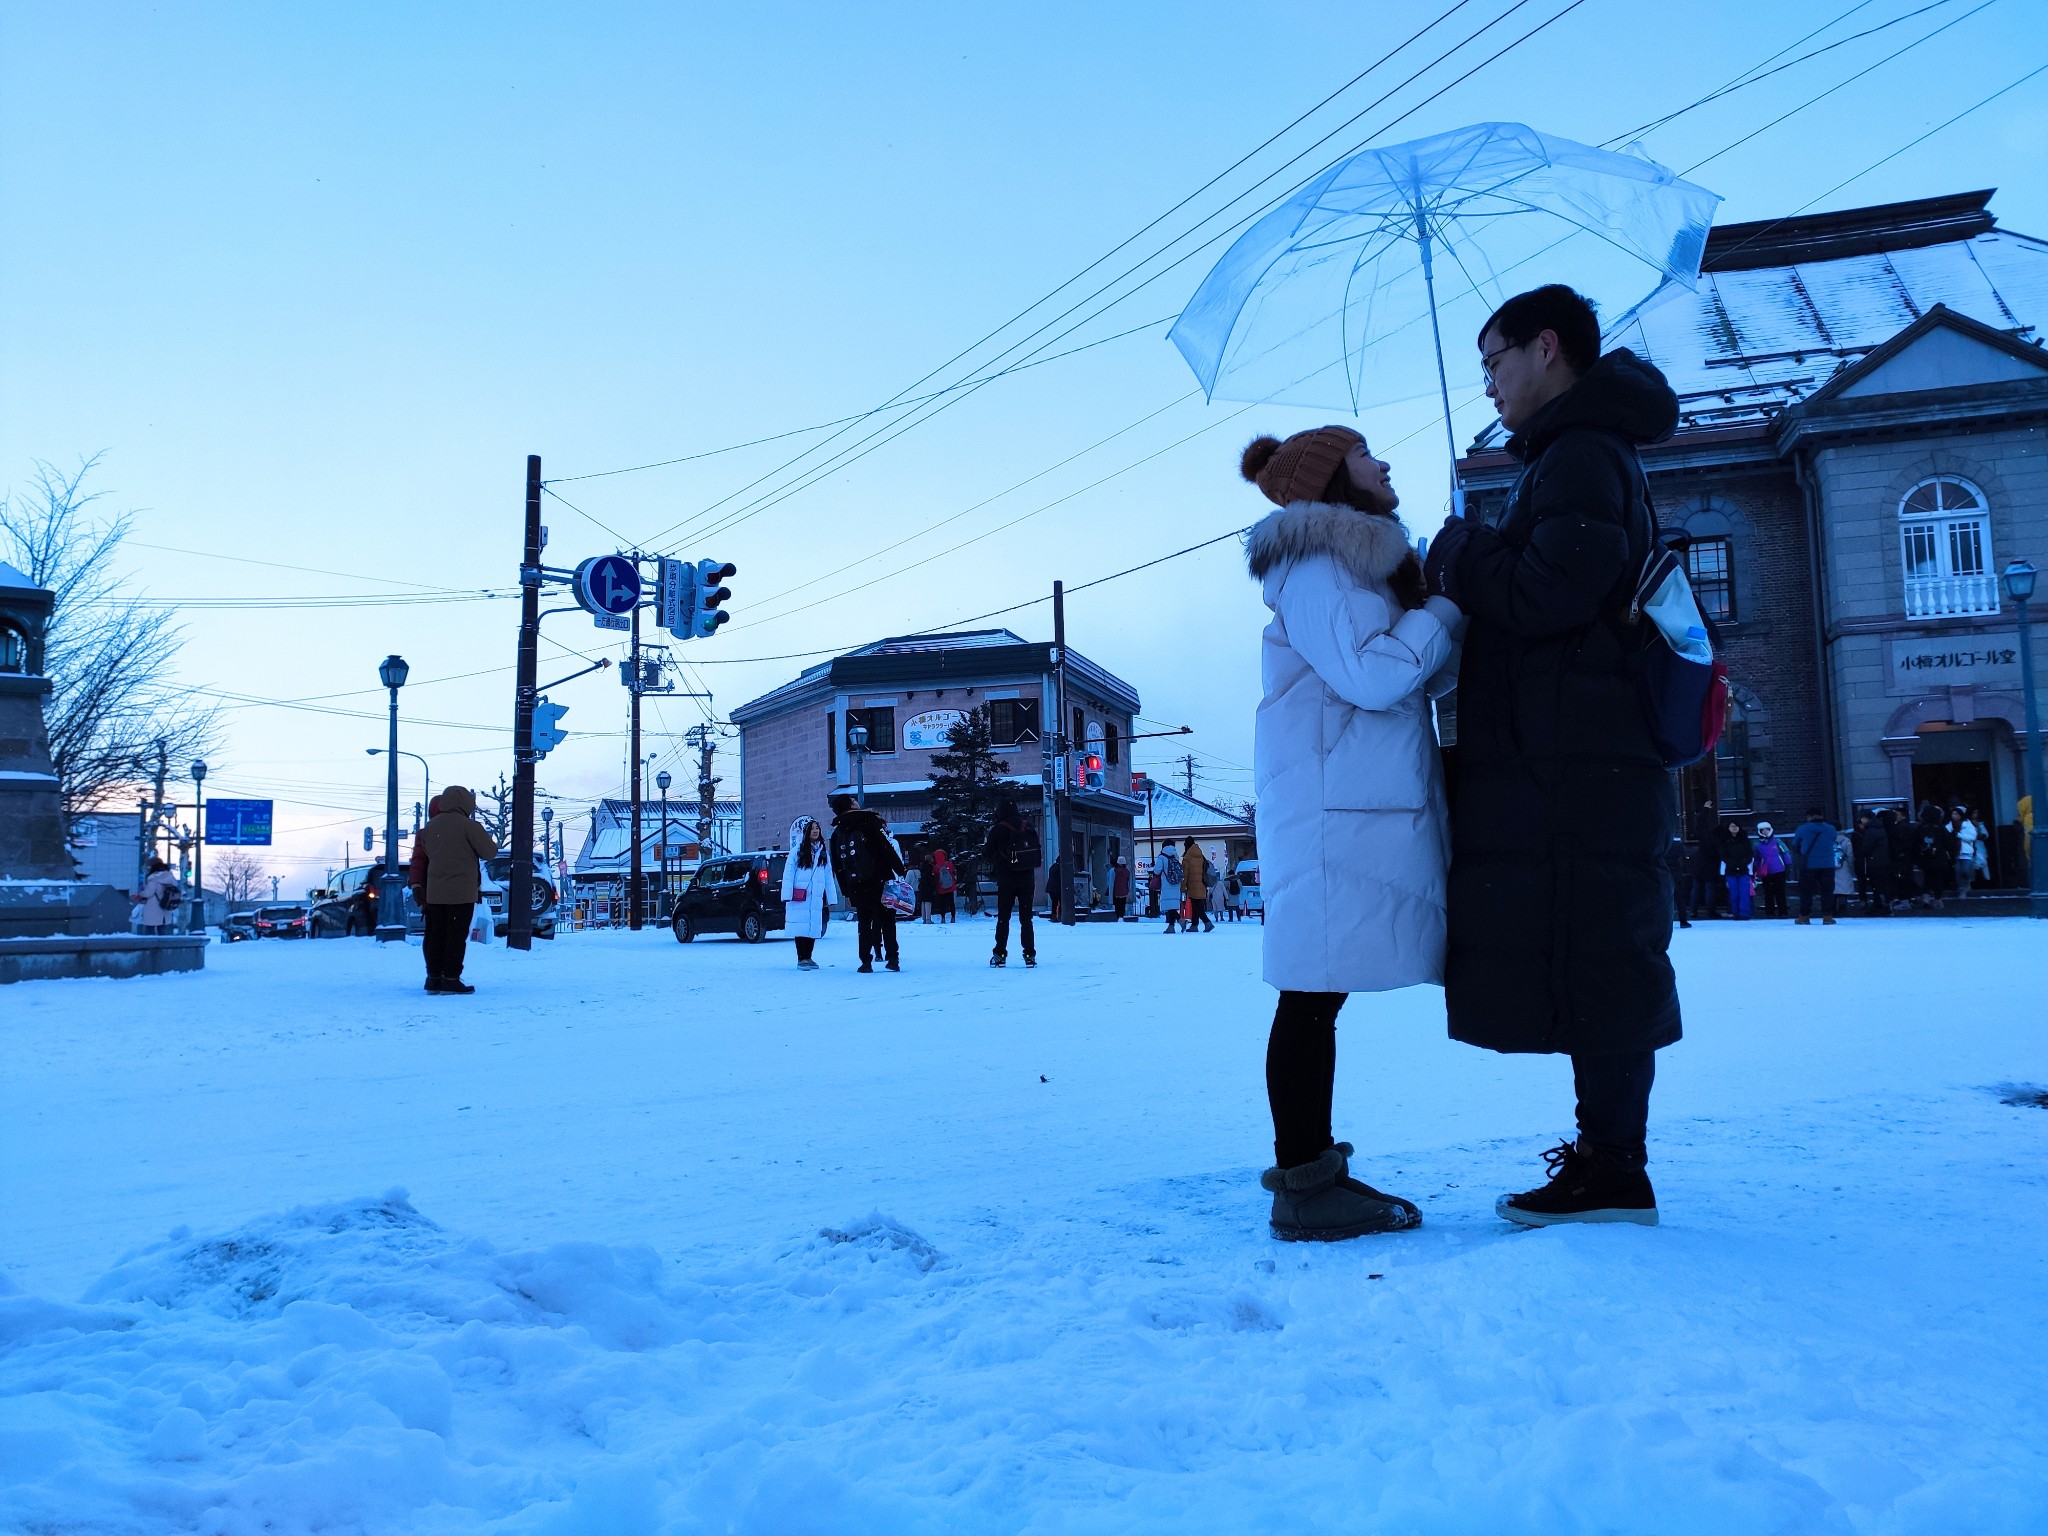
3,915,2046,1534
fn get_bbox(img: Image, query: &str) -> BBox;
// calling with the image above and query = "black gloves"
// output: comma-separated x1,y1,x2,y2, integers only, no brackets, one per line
1421,516,1473,603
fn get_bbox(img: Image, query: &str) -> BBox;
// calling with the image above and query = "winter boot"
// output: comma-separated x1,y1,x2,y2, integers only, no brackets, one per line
1260,1142,1421,1242
990,951,1007,967
1024,951,1037,967
1794,915,1810,925
441,979,476,996
1497,1140,1657,1228
1822,915,1837,926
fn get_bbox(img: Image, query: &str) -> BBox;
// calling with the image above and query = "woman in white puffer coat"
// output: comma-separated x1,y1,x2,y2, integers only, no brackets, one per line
781,816,838,970
1243,424,1462,1243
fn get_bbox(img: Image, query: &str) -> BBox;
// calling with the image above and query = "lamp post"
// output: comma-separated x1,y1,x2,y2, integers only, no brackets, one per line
190,759,207,934
366,748,430,826
656,770,672,914
848,722,869,808
376,654,410,941
2002,559,2047,918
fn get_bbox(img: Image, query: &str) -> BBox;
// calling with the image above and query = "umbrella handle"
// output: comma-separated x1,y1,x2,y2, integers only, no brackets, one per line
1415,222,1470,521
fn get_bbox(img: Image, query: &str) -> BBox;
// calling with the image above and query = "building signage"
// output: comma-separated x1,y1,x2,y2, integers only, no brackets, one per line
1884,634,2022,695
902,709,967,751
205,799,275,846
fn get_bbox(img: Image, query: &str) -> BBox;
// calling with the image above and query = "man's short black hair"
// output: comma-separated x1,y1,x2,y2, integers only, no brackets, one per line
1479,284,1601,375
1806,807,1825,819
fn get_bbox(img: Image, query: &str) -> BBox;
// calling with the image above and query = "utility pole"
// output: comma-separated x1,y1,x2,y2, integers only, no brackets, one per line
686,722,720,854
628,598,644,930
509,454,542,951
1178,753,1198,797
1053,580,1074,927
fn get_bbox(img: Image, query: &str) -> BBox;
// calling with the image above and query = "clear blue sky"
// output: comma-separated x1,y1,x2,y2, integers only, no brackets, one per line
4,1,2044,881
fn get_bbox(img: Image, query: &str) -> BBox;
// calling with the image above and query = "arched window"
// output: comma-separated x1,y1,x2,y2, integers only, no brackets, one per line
1715,699,1752,813
1900,476,1996,618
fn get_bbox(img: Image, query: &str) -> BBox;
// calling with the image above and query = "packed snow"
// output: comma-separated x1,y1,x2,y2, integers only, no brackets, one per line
3,915,2046,1533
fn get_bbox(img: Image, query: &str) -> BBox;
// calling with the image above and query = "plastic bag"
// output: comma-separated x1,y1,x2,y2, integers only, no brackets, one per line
468,904,492,945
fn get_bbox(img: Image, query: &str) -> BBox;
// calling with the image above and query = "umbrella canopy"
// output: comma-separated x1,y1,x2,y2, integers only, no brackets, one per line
1169,122,1719,448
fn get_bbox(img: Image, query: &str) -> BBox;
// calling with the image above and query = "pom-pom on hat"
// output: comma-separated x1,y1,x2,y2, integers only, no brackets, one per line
1240,425,1364,508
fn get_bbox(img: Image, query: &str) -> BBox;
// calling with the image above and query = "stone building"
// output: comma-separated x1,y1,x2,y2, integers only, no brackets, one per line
732,629,1144,900
1456,189,2048,884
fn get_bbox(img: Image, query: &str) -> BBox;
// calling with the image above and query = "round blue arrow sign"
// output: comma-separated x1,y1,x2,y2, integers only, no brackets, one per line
573,555,641,616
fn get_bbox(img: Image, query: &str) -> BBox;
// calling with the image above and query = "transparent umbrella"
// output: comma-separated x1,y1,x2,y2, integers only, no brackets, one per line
1169,121,1719,509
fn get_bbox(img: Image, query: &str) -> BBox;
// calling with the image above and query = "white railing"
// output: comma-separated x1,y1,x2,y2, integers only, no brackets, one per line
1904,574,2000,619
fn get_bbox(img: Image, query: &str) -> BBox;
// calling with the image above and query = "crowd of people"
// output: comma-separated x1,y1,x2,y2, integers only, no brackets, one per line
1679,798,1996,923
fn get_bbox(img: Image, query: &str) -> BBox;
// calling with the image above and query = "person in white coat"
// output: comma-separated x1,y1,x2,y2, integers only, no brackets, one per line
1243,424,1462,1242
781,816,839,970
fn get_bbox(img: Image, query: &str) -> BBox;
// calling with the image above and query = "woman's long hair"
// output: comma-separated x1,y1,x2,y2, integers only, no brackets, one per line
796,819,824,869
1322,461,1429,611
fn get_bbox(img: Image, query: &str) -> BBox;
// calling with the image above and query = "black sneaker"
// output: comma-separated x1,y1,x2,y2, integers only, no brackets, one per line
885,960,900,972
857,962,874,974
441,980,476,996
1498,1140,1657,1227
990,952,1006,967
1023,953,1036,967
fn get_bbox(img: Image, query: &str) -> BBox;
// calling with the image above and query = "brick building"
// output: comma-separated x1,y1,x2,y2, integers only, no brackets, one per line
1457,190,2048,883
731,630,1145,902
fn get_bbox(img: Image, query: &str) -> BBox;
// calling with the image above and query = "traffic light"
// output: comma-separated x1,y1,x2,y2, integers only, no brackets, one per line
532,698,569,757
1082,753,1105,790
690,559,736,638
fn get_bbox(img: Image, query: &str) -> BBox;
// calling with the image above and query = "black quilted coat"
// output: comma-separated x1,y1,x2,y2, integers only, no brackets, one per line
1443,349,1683,1056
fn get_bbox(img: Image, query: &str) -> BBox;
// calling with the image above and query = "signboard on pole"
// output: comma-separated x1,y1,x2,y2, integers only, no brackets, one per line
205,799,275,846
902,709,967,751
572,555,641,618
658,557,689,636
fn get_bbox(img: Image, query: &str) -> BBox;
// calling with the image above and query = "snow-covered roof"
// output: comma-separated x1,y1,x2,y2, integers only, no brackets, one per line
0,560,38,590
1475,190,2048,444
1139,783,1251,831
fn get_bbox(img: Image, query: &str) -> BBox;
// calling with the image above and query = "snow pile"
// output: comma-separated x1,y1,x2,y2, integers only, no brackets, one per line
3,919,2047,1531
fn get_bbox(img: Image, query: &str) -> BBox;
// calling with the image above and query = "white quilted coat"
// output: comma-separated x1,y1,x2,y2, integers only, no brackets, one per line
780,817,839,941
1249,502,1460,994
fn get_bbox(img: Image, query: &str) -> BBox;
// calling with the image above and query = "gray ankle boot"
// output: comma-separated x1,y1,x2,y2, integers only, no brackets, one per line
1260,1142,1422,1241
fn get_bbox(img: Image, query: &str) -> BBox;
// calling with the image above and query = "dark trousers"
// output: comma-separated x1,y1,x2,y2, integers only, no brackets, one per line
423,902,471,981
1267,991,1658,1171
1114,897,1128,919
1190,898,1213,931
1797,868,1837,918
853,894,898,966
1759,871,1789,918
994,885,1036,956
1689,870,1723,917
794,937,815,962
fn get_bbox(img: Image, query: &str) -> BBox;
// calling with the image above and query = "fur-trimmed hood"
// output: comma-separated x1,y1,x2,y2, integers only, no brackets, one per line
1245,501,1417,589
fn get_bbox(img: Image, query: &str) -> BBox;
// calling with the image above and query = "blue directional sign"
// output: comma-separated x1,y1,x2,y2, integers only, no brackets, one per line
205,799,274,846
573,555,642,617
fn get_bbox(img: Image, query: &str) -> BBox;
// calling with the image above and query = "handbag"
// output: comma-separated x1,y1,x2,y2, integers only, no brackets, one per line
1180,897,1193,921
882,875,917,917
791,882,809,903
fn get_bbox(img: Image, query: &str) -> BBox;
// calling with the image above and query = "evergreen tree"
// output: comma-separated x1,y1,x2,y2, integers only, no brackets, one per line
922,707,1010,911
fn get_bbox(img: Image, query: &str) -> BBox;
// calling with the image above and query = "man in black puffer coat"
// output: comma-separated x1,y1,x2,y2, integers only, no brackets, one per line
829,792,906,972
1424,284,1681,1230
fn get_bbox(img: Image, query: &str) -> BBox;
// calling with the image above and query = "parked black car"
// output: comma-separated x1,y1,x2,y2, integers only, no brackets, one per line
252,904,311,939
670,851,791,943
308,864,388,938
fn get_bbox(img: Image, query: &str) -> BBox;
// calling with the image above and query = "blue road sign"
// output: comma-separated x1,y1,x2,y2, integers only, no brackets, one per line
573,555,641,617
205,799,274,846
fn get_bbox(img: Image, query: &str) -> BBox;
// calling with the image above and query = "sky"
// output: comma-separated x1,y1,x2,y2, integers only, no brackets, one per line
4,0,2045,887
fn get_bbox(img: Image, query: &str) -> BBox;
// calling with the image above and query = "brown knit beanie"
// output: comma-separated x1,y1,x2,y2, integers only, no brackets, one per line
1239,426,1363,507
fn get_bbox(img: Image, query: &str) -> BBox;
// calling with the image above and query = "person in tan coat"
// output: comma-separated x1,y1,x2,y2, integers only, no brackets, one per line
1181,838,1214,933
411,784,498,993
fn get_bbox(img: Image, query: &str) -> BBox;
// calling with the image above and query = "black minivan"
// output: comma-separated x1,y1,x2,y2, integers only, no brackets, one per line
670,851,792,943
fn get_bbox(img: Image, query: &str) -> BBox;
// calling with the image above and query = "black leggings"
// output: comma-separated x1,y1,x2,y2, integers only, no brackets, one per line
1266,990,1659,1171
795,937,814,962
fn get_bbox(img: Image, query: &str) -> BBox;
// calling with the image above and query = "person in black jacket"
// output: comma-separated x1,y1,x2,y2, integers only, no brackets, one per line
1422,284,1680,1229
827,792,905,972
983,796,1041,967
1687,798,1723,919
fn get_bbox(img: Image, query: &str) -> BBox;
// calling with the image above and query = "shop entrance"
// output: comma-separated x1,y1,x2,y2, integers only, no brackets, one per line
1910,726,1999,884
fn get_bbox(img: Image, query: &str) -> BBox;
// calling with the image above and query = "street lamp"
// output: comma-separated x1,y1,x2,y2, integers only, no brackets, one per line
190,759,207,935
2001,559,2047,919
848,722,869,808
375,654,410,941
366,748,430,828
656,769,672,913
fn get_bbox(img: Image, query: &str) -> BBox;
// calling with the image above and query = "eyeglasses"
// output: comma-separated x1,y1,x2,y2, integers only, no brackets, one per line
1479,339,1525,384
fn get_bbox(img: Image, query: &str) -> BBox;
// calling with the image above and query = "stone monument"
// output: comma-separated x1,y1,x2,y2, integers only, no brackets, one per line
0,559,204,980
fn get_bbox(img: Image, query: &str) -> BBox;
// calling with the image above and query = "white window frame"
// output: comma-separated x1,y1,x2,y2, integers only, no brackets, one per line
1898,476,1997,620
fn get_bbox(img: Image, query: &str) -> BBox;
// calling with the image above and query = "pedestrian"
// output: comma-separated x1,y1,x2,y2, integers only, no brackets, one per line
1833,823,1858,911
1969,808,1991,888
1721,819,1754,919
1852,812,1886,915
1751,820,1790,918
1884,807,1917,909
1182,837,1215,932
1243,419,1459,1239
1665,831,1691,929
1689,796,1723,918
828,791,904,972
984,797,1040,967
1950,808,1979,897
1160,847,1183,934
411,784,498,994
928,847,959,922
1220,867,1242,922
913,852,933,922
132,857,180,934
1424,284,1683,1226
1144,859,1162,918
1790,807,1839,925
1111,855,1131,919
1047,856,1063,922
1913,804,1955,907
781,816,837,969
